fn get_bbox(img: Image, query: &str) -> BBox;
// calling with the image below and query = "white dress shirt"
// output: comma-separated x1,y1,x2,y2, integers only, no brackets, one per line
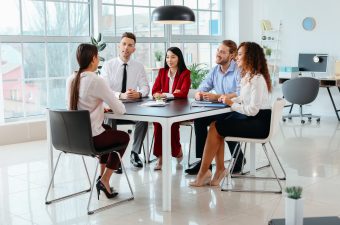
163,69,176,99
101,57,150,98
231,73,270,116
66,71,126,137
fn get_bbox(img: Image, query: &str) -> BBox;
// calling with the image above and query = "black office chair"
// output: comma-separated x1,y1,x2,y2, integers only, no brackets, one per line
282,77,321,124
45,109,134,215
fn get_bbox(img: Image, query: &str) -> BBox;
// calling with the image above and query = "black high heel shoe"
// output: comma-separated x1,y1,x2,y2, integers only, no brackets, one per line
97,176,115,193
96,181,118,200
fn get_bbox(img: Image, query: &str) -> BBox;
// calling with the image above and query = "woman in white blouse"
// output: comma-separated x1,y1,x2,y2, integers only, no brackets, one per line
189,42,272,187
66,43,129,199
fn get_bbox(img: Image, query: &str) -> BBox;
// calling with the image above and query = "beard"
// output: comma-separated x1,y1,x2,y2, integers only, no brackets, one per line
216,56,228,65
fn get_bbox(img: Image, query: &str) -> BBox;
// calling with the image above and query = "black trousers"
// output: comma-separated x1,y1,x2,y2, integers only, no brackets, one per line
194,113,244,164
93,124,130,170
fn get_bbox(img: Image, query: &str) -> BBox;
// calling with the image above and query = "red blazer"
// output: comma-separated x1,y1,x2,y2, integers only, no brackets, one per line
152,68,191,98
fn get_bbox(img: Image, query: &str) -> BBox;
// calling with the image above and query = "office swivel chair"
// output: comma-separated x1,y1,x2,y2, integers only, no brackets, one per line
282,77,320,124
45,109,134,215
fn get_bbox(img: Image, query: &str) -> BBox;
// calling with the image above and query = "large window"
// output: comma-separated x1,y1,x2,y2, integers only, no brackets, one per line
0,0,90,122
0,0,224,122
100,0,223,79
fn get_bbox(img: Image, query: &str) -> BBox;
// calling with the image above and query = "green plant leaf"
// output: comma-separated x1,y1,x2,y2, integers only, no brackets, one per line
91,36,98,45
154,50,163,61
285,186,303,199
97,33,102,42
188,63,209,89
98,43,106,51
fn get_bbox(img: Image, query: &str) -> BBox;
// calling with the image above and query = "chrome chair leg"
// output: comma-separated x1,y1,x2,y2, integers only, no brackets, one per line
269,142,286,180
240,142,270,175
262,144,282,193
222,143,284,194
87,151,134,215
186,124,199,168
45,152,91,205
146,135,157,163
82,156,92,187
87,160,99,215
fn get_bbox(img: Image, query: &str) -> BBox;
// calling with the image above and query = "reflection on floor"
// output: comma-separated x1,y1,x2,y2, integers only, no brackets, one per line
1,88,340,225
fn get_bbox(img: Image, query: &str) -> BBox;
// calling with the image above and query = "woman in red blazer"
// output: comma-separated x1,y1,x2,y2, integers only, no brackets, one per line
152,47,191,170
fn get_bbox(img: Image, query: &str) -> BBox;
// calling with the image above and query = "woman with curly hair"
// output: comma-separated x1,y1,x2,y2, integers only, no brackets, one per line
189,42,272,187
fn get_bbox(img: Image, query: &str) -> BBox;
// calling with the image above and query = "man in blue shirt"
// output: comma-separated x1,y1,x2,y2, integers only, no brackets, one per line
185,40,245,175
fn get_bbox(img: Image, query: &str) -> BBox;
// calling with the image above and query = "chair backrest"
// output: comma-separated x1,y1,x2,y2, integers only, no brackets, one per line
267,98,286,140
282,77,320,105
48,109,96,157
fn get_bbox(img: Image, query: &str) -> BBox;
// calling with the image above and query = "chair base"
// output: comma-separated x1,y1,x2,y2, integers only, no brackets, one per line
45,151,134,215
221,142,286,194
282,104,320,124
87,196,134,215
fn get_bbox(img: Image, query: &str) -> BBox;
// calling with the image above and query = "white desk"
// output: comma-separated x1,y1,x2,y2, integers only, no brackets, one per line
47,98,230,212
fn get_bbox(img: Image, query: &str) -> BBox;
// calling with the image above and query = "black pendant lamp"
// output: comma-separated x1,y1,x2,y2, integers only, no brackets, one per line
152,5,195,24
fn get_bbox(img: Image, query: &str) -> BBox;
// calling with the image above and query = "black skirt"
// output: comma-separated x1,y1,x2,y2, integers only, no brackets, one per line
215,109,272,139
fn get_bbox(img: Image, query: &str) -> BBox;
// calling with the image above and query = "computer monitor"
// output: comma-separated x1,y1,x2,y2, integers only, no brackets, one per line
298,53,328,73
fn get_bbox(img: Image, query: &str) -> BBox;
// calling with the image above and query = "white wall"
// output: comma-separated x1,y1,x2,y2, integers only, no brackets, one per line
250,0,340,75
0,120,46,146
225,0,254,45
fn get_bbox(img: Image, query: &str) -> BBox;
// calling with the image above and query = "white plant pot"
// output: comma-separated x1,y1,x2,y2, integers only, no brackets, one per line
155,61,162,68
285,197,303,225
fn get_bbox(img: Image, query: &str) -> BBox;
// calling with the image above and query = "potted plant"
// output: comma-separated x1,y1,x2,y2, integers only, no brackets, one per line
264,46,272,57
188,63,209,89
154,50,163,68
90,33,107,74
285,186,303,225
187,63,209,98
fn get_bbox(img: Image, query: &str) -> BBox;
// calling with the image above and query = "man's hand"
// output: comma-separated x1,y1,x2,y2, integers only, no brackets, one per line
218,94,233,106
120,92,127,99
202,92,218,102
195,91,203,101
126,89,140,99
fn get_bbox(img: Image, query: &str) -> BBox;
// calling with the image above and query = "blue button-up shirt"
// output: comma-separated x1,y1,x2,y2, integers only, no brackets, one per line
198,60,241,95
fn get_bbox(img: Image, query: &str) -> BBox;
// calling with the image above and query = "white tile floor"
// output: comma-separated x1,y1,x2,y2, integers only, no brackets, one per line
0,87,340,225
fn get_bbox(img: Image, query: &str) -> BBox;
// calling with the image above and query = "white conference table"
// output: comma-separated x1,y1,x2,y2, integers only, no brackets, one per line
46,98,235,212
104,98,231,211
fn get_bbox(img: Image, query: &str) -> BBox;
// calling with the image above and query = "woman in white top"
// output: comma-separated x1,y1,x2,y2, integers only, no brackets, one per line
189,42,272,187
66,43,129,199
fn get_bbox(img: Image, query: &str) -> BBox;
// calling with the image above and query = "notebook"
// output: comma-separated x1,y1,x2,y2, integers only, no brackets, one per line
191,101,227,108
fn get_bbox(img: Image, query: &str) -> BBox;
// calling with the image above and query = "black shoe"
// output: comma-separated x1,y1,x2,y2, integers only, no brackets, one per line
115,166,123,174
185,160,212,175
232,158,246,174
97,176,115,192
130,152,143,168
96,180,118,200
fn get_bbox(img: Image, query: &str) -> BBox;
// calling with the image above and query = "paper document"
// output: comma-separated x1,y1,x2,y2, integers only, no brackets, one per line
140,101,169,107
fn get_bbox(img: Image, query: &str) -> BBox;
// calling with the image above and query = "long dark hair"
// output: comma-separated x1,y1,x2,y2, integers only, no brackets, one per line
238,42,272,92
69,43,98,110
164,47,187,75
